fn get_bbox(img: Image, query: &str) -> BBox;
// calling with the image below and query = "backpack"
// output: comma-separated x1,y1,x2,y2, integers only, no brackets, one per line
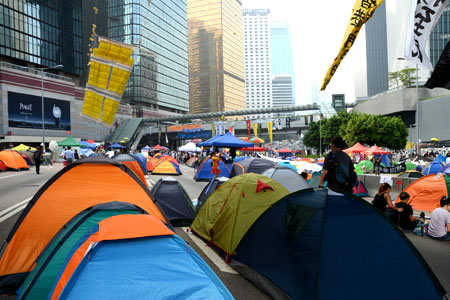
327,152,358,190
33,151,41,160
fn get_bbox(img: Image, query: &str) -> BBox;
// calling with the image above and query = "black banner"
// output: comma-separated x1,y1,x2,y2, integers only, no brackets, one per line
380,162,407,174
425,40,450,90
8,91,71,131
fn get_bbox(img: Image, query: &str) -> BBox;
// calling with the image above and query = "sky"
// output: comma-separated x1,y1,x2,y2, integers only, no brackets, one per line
242,0,366,106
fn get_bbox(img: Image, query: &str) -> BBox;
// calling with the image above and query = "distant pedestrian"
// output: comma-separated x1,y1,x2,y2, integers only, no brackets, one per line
374,156,382,175
33,146,43,174
74,149,79,161
65,146,74,166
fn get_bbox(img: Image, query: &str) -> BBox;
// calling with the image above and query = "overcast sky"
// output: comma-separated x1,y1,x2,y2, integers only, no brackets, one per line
242,0,365,105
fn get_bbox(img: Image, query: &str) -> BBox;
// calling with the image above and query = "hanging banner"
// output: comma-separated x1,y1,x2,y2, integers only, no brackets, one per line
381,162,407,174
165,126,169,144
246,120,251,139
321,0,384,91
252,123,258,137
229,126,233,135
211,122,216,136
267,121,273,144
405,0,449,71
425,40,450,90
158,128,162,145
216,121,226,135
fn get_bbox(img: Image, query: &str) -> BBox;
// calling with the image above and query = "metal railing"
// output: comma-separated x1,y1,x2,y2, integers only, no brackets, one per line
0,61,72,82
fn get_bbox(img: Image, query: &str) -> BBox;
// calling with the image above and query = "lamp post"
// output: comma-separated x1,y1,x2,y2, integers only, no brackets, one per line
319,110,323,157
37,64,63,150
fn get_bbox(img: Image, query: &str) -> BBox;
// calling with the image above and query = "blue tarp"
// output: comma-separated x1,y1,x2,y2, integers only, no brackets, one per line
234,189,445,300
55,235,233,299
212,132,254,148
108,143,124,149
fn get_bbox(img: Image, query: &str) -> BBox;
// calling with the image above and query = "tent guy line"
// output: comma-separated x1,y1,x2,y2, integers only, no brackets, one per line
183,227,238,274
0,197,31,223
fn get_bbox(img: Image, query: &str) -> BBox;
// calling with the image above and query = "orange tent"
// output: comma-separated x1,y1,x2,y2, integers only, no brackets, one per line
0,150,29,170
147,157,162,172
0,157,165,292
395,174,449,212
160,155,179,165
50,214,174,299
113,154,147,186
153,153,162,159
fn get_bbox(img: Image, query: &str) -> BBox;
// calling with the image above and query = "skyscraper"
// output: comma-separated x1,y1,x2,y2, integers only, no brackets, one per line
430,3,450,67
270,21,295,104
243,9,272,119
105,0,190,116
187,0,245,114
272,75,293,116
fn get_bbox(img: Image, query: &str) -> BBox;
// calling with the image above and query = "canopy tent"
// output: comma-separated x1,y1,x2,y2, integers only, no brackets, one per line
363,145,390,155
197,134,223,147
178,142,202,152
57,137,85,148
108,142,125,149
80,141,96,149
152,144,166,151
343,142,369,154
12,144,36,151
141,145,152,151
239,146,266,152
211,132,254,148
231,189,446,300
278,148,293,157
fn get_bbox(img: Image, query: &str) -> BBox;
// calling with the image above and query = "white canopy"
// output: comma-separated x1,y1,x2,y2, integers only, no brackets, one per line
178,142,202,152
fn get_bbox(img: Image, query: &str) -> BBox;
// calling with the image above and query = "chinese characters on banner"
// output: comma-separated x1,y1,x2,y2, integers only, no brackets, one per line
321,0,384,91
267,121,273,144
405,0,449,70
252,123,258,137
246,120,251,139
216,122,226,135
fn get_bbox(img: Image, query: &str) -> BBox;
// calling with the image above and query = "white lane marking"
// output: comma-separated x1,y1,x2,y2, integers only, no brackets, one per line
0,197,32,223
0,173,25,179
183,227,238,274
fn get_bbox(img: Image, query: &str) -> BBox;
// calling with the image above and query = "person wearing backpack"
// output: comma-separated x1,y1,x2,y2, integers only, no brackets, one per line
319,137,357,193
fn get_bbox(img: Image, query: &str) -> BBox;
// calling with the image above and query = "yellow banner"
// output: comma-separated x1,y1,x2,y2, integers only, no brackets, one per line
267,121,273,144
252,123,258,137
211,122,216,136
321,0,384,91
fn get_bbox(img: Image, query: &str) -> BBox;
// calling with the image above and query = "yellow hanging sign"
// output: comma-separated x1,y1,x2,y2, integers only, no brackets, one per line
267,121,273,144
252,123,258,137
321,0,384,91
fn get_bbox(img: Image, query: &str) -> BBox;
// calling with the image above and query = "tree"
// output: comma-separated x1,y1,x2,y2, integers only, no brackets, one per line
388,71,402,89
388,68,418,88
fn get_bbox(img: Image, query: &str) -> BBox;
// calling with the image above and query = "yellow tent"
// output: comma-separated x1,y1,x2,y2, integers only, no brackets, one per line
12,144,36,151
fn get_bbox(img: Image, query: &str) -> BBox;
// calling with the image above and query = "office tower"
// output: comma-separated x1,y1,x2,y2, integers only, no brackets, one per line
332,94,345,112
272,75,293,116
105,0,190,115
188,0,245,114
243,9,272,119
0,0,83,76
430,3,450,67
270,21,295,103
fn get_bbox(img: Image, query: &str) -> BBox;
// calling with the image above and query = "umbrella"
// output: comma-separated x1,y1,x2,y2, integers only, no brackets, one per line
120,140,126,143
190,139,202,143
250,137,265,143
86,139,95,144
430,138,439,142
152,145,165,150
108,143,125,149
123,137,129,140
58,137,86,148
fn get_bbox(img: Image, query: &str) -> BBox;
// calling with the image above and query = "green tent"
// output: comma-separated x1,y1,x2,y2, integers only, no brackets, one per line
354,165,364,175
191,173,290,255
356,160,374,172
406,161,417,171
57,136,85,148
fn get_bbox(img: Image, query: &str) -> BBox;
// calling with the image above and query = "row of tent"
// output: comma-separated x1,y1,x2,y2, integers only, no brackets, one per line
146,153,182,175
0,157,233,299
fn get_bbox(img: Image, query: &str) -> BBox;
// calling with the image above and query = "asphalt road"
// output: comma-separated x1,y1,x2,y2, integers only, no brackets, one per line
0,163,449,299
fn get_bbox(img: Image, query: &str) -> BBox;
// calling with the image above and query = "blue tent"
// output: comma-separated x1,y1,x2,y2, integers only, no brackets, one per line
232,189,447,300
277,161,297,172
132,153,148,175
108,143,124,149
422,161,445,175
212,132,254,148
381,154,390,167
435,154,447,164
196,134,222,147
194,158,231,181
80,141,96,149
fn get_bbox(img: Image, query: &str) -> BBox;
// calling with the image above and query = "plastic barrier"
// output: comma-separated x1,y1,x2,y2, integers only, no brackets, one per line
358,174,419,198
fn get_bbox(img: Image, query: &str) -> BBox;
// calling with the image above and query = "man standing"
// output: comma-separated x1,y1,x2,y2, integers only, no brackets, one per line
319,137,356,193
33,146,42,174
65,146,75,166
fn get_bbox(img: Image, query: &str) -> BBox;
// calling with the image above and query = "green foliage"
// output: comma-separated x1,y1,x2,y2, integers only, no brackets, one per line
303,111,408,152
388,68,419,88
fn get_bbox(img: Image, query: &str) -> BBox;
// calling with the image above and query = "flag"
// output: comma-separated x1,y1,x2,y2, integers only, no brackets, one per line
267,121,273,144
252,123,258,137
158,128,161,145
246,120,251,139
321,0,384,91
425,40,450,89
229,126,233,135
405,0,449,71
211,122,216,137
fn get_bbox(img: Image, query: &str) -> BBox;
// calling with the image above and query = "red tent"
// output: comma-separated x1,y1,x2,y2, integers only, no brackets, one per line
278,148,292,153
242,137,250,142
343,142,369,153
86,139,95,144
152,145,165,150
363,145,390,155
239,146,266,152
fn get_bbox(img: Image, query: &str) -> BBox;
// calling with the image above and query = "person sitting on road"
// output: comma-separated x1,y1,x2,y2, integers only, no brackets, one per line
394,192,424,230
372,183,403,215
428,196,450,241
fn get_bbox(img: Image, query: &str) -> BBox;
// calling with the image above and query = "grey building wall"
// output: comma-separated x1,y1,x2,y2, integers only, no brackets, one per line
365,1,388,97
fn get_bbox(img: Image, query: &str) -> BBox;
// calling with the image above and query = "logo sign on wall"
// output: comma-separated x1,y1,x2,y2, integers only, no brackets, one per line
7,91,71,131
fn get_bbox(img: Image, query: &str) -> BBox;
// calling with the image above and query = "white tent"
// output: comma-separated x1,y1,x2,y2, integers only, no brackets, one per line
178,142,202,152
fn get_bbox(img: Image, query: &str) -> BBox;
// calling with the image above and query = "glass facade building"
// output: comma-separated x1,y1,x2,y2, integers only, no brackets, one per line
0,0,82,75
187,0,245,114
270,21,295,103
430,3,450,67
106,0,189,114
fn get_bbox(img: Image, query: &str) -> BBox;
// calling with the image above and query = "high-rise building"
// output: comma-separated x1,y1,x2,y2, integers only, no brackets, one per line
272,75,293,116
187,0,245,114
0,0,83,77
104,0,190,116
332,94,345,112
430,3,450,67
243,9,272,119
270,21,295,103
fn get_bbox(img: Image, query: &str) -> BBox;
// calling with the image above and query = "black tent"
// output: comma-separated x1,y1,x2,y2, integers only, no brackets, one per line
150,177,196,226
230,158,276,178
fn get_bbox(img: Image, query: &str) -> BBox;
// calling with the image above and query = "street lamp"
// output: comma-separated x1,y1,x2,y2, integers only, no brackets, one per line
397,57,419,154
37,64,63,150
